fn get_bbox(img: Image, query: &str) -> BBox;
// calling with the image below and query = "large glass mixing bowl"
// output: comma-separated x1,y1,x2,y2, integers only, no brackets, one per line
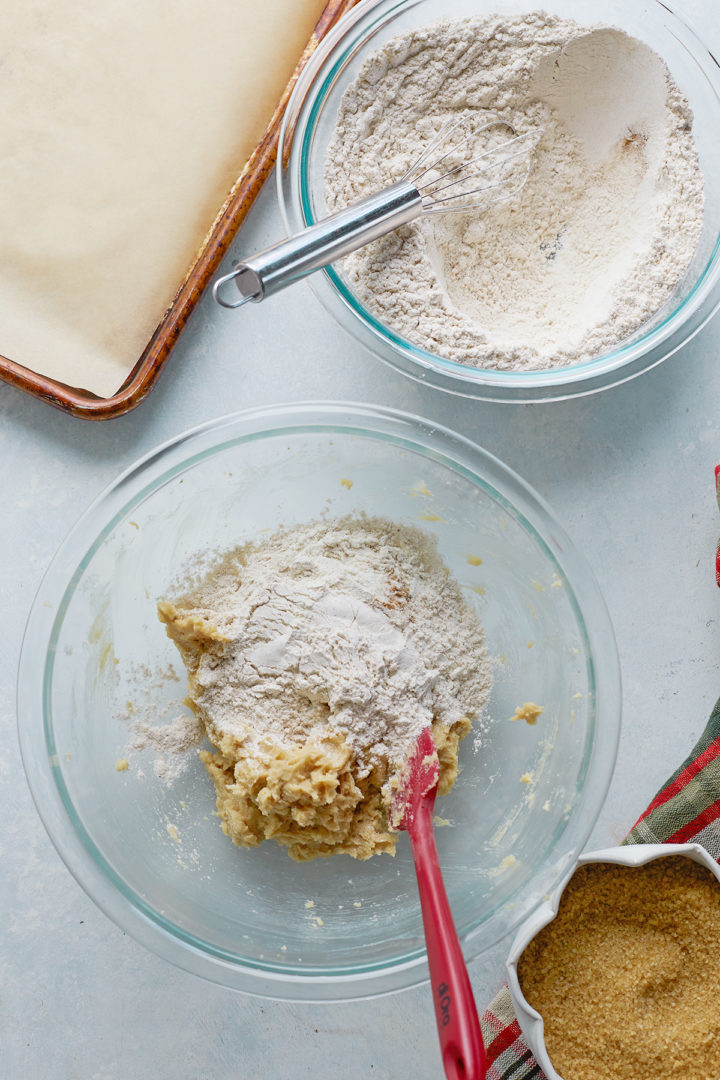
18,403,620,999
278,0,720,402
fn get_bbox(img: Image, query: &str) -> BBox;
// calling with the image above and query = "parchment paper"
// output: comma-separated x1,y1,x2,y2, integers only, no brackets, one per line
1,0,327,397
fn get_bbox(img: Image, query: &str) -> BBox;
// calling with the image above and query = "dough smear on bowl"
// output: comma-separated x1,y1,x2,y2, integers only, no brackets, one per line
324,13,705,371
159,515,491,861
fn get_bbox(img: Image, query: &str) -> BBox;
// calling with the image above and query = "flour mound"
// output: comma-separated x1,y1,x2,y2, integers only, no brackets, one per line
172,515,491,770
324,14,705,372
159,516,493,860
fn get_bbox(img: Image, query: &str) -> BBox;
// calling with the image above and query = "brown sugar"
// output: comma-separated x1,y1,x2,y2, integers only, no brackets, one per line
517,856,720,1080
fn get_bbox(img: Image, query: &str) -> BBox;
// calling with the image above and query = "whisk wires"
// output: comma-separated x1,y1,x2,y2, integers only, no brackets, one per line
403,116,542,213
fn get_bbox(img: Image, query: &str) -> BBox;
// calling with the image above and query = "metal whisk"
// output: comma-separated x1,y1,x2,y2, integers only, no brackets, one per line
213,117,541,309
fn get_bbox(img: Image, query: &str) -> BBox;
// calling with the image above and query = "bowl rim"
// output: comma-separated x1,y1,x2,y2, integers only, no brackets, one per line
277,0,720,402
17,400,622,1000
505,842,720,1079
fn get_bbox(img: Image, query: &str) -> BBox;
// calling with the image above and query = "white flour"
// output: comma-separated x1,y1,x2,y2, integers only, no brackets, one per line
324,14,705,371
116,663,206,785
183,516,491,768
130,711,205,783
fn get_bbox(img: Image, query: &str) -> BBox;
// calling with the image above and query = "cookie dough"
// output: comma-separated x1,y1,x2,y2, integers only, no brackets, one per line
159,516,492,861
510,702,544,725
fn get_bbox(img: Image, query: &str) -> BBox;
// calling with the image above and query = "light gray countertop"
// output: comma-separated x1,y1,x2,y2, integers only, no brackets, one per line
3,3,720,1075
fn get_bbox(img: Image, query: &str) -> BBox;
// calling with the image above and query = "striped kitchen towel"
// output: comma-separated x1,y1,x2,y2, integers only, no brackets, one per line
716,464,720,588
479,695,720,1080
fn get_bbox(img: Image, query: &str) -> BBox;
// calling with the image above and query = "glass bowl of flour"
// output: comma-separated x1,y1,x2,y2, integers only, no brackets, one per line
278,0,720,402
18,403,620,999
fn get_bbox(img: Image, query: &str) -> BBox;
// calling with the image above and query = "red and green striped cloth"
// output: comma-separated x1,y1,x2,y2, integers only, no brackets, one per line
479,706,720,1078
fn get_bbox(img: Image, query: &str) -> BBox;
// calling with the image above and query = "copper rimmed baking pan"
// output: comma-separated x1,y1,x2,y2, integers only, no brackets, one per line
0,0,357,420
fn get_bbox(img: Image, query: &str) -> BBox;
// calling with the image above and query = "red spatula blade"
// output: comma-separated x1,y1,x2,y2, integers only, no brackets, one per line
389,726,440,831
388,725,486,1080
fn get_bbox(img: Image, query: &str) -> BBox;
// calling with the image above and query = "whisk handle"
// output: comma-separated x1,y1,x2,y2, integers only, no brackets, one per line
212,180,422,308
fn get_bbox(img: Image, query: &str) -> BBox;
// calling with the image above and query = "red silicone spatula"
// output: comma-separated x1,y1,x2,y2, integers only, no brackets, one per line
390,726,487,1080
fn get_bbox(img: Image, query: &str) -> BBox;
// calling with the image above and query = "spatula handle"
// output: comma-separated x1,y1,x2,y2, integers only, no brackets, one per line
409,797,487,1080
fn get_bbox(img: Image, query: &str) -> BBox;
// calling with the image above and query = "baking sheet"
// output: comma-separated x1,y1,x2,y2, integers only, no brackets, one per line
0,0,350,415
